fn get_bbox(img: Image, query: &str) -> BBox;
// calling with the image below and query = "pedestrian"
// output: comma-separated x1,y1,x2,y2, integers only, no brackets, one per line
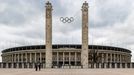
35,63,38,71
38,63,41,71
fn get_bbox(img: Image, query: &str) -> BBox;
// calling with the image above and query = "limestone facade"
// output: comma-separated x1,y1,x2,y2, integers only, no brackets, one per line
1,45,131,65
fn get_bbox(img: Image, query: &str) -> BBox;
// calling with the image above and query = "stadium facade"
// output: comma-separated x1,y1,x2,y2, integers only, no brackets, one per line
0,1,132,69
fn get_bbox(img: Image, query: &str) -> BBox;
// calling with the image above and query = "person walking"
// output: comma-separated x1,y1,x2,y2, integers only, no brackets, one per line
38,63,41,71
35,63,38,71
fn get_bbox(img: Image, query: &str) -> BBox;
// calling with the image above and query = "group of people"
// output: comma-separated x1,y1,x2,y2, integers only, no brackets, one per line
35,62,41,71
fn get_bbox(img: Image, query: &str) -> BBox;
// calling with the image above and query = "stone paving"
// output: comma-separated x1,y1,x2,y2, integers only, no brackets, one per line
0,69,134,75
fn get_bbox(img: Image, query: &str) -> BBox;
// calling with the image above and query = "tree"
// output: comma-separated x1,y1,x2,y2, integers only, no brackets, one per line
89,49,101,63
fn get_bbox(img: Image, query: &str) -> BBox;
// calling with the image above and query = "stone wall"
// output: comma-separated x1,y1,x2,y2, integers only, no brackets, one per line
0,62,134,69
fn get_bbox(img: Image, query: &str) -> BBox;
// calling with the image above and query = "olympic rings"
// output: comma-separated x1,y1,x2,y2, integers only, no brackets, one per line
60,17,74,23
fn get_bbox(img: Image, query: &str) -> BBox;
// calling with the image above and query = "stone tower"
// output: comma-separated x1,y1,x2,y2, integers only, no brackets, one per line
81,1,89,68
45,1,53,68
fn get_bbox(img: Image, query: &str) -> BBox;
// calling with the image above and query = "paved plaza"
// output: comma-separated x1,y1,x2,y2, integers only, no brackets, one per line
0,69,134,75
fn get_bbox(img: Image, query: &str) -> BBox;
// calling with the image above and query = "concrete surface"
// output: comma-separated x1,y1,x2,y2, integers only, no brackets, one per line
0,69,134,75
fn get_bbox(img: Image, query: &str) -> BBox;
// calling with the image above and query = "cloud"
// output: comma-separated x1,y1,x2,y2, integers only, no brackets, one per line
0,0,44,27
90,0,133,28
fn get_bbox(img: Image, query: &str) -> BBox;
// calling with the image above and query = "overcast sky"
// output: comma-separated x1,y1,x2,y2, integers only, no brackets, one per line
0,0,134,62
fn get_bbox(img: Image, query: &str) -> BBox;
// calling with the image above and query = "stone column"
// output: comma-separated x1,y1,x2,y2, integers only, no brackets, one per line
57,52,59,66
110,53,112,63
104,63,107,68
114,54,116,63
102,53,104,63
45,1,53,68
121,55,123,62
22,63,24,68
81,1,89,68
1,63,3,68
9,55,10,62
63,52,65,66
123,55,125,63
18,54,20,62
40,53,42,63
6,63,8,68
35,53,37,63
115,63,117,68
7,55,10,62
9,55,11,62
21,53,23,62
16,63,19,68
8,55,9,62
12,54,13,62
14,54,16,62
130,63,132,68
129,55,131,62
120,54,122,63
25,53,27,62
103,53,106,63
27,63,29,68
31,63,33,68
110,63,112,68
118,54,120,62
125,63,127,68
99,63,101,68
75,52,77,65
120,63,122,68
11,63,13,68
69,52,71,65
30,53,32,62
94,63,96,68
117,54,119,62
106,53,108,63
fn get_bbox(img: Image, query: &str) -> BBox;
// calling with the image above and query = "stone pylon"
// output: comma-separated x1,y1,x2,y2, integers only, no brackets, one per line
45,1,53,68
81,1,89,68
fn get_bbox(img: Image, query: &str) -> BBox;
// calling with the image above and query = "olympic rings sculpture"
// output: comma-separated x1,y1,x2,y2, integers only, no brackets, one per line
60,17,74,23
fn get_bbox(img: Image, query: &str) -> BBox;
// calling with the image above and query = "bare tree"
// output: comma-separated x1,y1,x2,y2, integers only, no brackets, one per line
89,49,101,63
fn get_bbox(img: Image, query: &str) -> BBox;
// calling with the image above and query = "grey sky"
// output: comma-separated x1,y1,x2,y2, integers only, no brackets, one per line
0,0,134,62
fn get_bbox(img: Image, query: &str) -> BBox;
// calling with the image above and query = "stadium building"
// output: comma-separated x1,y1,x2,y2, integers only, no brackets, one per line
1,1,132,69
